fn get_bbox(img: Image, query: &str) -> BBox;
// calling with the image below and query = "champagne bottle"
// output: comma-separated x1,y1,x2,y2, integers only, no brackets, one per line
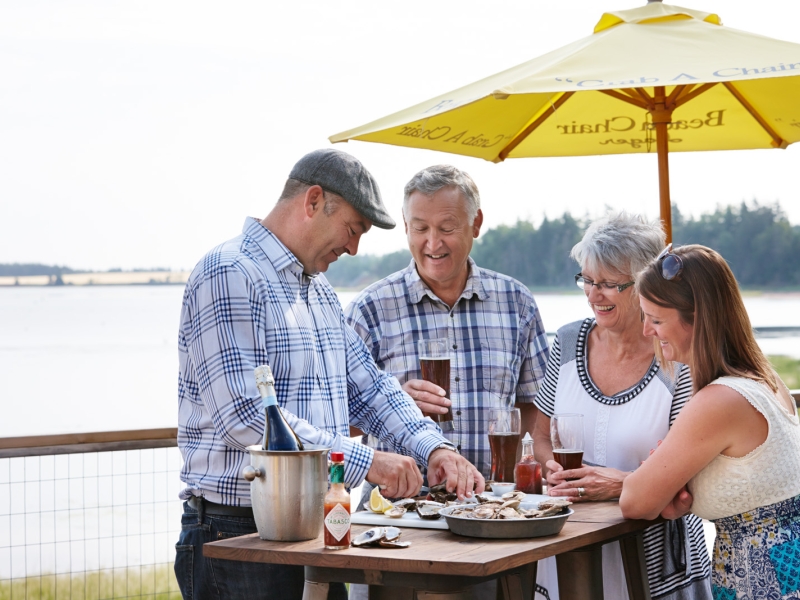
255,365,304,451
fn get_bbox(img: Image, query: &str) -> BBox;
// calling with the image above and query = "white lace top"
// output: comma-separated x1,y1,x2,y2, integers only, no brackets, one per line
688,376,800,521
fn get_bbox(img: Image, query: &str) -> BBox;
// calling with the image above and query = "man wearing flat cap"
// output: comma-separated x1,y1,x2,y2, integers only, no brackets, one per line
175,149,484,600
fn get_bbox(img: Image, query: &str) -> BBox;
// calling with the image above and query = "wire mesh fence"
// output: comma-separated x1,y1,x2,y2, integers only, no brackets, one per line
0,438,184,600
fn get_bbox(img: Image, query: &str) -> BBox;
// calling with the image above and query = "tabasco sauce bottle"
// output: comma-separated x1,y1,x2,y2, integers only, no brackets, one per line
323,451,350,550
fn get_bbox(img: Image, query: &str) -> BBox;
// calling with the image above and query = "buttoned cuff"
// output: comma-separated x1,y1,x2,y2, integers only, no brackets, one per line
340,436,375,489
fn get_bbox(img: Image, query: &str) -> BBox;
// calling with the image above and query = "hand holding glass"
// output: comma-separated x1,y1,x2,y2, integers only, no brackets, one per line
550,413,584,476
418,338,454,432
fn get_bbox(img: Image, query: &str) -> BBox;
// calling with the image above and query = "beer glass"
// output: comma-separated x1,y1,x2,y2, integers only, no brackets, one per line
418,338,453,432
550,413,584,476
488,407,521,483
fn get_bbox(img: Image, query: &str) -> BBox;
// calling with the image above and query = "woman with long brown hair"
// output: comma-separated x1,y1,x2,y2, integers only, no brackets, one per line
621,244,800,600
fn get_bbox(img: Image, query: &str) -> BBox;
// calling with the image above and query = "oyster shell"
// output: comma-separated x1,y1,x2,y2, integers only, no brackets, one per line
417,503,443,520
393,498,418,511
427,483,458,504
501,491,526,502
378,539,411,548
351,527,386,547
472,506,497,519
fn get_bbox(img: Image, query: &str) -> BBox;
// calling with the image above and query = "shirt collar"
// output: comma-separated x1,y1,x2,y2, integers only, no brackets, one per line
404,256,489,305
242,217,307,279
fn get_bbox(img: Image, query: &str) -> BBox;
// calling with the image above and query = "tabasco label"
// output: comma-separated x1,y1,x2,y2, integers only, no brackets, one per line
324,503,350,542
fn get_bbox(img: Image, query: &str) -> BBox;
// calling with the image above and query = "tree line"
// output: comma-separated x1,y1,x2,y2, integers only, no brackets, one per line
5,201,797,288
325,201,800,289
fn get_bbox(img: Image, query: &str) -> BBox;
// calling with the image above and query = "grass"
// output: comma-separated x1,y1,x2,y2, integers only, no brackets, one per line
0,565,181,600
769,355,800,390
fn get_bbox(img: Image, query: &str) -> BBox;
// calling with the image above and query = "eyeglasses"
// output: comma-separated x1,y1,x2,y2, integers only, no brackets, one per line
656,243,684,280
574,273,635,294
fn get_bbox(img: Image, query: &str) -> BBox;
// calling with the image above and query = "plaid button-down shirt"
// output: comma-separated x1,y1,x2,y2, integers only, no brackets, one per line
178,219,450,505
344,258,549,479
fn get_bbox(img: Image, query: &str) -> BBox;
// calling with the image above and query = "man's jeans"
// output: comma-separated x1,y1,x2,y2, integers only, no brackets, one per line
174,500,348,600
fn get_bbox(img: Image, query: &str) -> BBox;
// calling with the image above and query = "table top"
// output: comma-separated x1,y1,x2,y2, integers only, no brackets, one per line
204,501,654,578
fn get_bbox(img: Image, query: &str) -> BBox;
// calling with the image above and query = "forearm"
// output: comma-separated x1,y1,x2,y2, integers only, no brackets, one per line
533,413,554,476
517,402,539,439
282,411,375,488
620,470,664,520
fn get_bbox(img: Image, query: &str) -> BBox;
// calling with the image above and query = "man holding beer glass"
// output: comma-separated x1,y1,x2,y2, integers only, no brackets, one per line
346,165,548,599
345,164,549,488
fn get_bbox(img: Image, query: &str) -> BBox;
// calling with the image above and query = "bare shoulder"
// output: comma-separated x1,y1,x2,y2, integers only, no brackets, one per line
688,381,764,421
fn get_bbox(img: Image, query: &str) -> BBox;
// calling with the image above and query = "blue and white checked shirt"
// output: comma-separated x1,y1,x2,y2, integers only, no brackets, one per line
178,218,450,505
344,258,549,479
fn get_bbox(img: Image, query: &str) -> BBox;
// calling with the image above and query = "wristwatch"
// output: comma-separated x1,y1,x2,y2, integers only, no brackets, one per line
431,443,459,455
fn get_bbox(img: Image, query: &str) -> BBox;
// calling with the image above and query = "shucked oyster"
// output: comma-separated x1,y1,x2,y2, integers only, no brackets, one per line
351,526,404,547
416,501,444,520
351,527,386,547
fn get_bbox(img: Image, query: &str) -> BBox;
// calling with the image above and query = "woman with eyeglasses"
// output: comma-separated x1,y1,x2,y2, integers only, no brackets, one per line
621,244,800,600
533,213,712,600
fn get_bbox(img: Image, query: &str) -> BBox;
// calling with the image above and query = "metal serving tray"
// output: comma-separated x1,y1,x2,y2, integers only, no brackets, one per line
439,503,573,539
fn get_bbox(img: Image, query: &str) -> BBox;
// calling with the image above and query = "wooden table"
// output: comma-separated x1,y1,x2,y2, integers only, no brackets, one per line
205,501,654,600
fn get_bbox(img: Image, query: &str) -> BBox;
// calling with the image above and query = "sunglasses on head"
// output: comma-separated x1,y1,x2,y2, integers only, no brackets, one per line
656,243,684,280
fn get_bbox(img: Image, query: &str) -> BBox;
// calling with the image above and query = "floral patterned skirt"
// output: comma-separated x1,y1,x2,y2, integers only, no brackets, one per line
712,494,800,600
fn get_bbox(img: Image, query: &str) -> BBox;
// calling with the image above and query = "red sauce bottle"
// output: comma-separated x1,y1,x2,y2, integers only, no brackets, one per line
514,433,542,494
323,451,350,550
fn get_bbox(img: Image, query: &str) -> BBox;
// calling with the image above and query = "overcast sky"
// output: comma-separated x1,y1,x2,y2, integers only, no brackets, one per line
1,0,798,271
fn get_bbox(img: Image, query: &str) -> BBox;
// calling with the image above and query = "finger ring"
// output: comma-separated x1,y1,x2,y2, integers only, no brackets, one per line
578,487,585,498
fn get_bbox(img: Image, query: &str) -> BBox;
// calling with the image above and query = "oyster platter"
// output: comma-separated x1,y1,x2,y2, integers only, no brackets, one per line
350,485,572,539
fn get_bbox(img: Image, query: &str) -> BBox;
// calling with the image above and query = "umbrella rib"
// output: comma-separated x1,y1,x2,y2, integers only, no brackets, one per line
667,84,691,107
599,89,649,110
672,82,718,108
497,92,575,161
722,82,787,149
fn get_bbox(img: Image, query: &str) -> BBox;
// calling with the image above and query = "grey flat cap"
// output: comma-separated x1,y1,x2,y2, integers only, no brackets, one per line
289,149,395,229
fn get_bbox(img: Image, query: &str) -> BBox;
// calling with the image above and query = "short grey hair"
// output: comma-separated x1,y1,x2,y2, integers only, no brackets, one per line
277,177,342,216
571,212,666,277
402,165,480,223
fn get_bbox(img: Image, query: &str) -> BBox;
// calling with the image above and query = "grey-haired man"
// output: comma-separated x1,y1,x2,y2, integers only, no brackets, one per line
346,165,549,599
175,150,484,600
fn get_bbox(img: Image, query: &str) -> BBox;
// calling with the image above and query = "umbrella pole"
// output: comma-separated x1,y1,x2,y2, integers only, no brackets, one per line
652,87,673,244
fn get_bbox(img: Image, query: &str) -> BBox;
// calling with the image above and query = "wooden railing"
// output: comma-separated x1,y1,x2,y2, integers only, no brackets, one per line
0,427,177,458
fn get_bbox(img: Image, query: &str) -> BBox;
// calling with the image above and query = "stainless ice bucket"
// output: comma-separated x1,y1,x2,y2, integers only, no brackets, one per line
242,445,330,541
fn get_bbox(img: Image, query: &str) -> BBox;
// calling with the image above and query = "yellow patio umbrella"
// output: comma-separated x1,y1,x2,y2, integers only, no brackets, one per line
330,1,800,243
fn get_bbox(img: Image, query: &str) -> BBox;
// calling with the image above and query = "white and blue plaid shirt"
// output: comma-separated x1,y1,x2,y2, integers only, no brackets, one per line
178,218,450,505
344,258,549,479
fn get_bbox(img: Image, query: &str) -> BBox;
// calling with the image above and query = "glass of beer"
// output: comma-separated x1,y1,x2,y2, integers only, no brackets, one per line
488,407,521,483
418,338,453,432
551,413,584,476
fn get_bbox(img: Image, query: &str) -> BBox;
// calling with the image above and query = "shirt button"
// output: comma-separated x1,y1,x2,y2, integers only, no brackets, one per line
456,410,462,416
452,344,458,349
454,377,460,382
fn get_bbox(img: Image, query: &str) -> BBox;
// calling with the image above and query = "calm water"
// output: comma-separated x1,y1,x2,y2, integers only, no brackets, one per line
1,286,798,438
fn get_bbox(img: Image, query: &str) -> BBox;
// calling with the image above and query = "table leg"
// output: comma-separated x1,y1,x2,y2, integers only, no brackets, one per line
497,561,536,600
620,532,652,600
367,586,414,599
556,544,604,600
301,580,329,600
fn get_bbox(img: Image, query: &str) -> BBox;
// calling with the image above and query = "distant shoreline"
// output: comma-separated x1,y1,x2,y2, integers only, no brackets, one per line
0,271,191,286
1,275,800,297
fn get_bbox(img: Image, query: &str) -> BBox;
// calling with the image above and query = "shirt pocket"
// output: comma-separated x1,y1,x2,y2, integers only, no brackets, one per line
480,342,515,401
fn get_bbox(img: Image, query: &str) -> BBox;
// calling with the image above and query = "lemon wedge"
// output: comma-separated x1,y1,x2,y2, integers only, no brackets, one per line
369,486,394,513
